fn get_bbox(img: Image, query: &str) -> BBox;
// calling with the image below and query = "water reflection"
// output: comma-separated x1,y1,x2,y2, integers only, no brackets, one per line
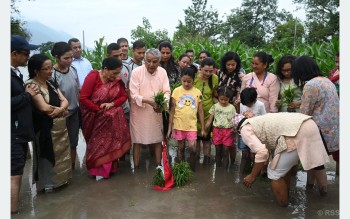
15,133,338,219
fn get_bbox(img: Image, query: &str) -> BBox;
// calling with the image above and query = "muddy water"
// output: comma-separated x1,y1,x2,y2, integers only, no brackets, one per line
13,133,339,219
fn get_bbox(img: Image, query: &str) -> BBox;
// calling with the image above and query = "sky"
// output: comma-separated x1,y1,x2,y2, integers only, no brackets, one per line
15,0,307,48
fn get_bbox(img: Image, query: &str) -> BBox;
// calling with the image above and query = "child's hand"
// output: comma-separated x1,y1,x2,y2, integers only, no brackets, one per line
231,128,240,135
204,122,210,132
243,110,254,118
231,128,236,135
166,130,172,139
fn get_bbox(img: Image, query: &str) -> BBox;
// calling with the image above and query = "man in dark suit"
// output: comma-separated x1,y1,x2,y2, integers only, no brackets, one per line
10,35,40,214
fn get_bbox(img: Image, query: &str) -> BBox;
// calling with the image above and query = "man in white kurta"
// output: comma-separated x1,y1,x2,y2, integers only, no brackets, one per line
129,48,170,168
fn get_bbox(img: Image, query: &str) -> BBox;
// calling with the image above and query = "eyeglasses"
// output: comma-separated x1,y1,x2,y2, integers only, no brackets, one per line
40,66,53,71
17,50,30,57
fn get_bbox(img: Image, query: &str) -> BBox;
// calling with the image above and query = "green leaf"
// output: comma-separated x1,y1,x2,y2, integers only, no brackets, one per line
172,161,193,187
280,84,296,105
153,168,165,187
153,90,169,114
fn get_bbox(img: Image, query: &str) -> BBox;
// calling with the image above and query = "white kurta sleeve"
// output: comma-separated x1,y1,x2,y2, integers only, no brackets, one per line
240,124,269,163
129,67,144,107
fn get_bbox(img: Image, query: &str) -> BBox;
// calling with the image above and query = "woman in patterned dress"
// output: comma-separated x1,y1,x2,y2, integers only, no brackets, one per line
292,55,339,178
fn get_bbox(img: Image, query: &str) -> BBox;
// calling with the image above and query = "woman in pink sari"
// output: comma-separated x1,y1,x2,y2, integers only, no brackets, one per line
80,57,131,180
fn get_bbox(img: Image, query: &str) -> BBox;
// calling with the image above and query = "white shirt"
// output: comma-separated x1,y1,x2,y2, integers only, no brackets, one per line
72,57,93,88
240,100,266,117
11,66,22,78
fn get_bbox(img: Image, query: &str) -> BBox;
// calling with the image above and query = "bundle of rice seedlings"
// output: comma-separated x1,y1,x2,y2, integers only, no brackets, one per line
153,167,165,187
153,90,169,118
172,161,192,187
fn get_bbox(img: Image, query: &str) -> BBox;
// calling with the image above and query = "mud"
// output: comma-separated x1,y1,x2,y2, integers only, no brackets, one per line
12,134,339,219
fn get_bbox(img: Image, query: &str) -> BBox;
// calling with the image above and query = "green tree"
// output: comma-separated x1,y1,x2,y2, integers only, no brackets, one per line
38,41,55,54
222,0,291,47
11,0,31,39
270,18,305,49
130,17,170,49
293,0,339,42
173,0,222,42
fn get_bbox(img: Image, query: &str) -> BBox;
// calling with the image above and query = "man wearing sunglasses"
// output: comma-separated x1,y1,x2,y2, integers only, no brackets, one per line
10,35,40,214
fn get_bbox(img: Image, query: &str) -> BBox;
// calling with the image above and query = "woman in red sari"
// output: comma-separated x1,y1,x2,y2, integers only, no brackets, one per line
80,57,131,180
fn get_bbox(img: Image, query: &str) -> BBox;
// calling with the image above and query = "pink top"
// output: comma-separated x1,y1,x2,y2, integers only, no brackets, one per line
129,65,170,144
241,72,280,113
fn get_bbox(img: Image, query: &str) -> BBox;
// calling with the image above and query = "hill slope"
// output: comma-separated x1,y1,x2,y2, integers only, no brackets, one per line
25,21,74,45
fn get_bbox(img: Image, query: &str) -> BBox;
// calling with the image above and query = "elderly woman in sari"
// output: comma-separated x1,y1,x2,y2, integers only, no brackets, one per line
80,57,131,181
233,113,329,207
129,48,171,169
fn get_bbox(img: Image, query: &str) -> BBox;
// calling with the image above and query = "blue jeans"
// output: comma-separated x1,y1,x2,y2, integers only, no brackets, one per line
237,136,249,151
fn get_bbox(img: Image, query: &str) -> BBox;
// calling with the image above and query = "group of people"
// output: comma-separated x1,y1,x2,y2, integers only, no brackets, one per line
11,35,339,213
